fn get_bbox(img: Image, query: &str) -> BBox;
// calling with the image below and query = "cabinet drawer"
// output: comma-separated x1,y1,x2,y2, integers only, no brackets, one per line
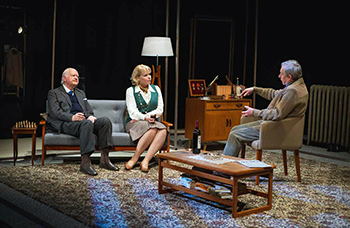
206,101,250,110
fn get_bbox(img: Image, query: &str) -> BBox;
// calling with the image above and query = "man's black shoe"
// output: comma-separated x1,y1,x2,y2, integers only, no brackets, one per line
80,165,98,176
99,161,119,171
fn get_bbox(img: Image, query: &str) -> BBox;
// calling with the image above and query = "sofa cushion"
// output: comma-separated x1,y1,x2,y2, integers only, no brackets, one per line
45,132,136,146
45,132,83,146
88,100,126,133
111,132,136,146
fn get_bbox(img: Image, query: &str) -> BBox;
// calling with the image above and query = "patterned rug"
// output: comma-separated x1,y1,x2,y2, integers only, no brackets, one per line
0,150,349,227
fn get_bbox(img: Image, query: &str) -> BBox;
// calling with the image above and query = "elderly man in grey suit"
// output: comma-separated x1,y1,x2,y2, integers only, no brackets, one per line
47,68,119,175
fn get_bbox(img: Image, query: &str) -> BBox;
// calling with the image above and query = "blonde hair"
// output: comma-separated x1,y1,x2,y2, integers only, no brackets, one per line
130,64,151,85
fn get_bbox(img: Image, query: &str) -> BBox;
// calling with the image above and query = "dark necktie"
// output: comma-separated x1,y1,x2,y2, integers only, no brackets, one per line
68,90,83,114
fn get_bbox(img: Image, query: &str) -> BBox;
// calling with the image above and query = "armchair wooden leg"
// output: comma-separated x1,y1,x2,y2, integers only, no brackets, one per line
241,144,246,159
282,150,288,176
294,150,301,182
255,149,262,185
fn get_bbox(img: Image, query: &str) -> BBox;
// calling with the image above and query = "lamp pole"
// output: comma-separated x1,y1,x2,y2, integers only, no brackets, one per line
174,0,180,149
164,0,170,120
51,0,57,89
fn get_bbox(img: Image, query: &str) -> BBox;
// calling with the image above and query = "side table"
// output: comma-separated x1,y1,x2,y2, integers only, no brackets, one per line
12,125,38,166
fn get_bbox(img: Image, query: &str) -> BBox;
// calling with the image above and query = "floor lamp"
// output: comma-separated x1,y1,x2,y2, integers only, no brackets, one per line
141,37,174,91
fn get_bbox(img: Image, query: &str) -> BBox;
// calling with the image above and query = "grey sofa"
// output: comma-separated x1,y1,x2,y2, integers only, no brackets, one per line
40,100,172,166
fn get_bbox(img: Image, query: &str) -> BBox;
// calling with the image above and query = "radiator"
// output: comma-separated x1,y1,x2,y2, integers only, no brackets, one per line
307,85,350,150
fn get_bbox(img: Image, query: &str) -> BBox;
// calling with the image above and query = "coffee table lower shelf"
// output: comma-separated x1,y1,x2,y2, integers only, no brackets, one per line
157,154,273,218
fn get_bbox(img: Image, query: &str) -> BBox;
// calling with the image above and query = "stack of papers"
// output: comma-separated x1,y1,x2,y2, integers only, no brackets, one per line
236,160,271,168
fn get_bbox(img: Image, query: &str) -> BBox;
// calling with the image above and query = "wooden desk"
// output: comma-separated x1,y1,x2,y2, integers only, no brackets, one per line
185,98,252,148
157,150,274,218
12,126,37,166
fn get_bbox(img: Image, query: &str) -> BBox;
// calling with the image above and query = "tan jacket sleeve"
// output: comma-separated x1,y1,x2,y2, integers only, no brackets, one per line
252,87,298,121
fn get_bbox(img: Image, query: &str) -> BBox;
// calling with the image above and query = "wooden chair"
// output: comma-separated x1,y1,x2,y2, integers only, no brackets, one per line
240,116,305,184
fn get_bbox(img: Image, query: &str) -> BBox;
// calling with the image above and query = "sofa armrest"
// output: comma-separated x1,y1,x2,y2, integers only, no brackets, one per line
40,119,46,140
161,120,173,127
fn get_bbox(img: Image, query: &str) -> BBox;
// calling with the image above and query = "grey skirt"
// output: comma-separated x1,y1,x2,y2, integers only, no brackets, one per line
126,120,167,141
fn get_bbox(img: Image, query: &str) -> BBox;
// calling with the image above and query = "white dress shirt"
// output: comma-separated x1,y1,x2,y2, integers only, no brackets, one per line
62,84,73,95
126,85,164,120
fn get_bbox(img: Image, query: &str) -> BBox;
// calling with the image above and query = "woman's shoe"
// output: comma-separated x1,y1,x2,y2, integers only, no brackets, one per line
140,162,149,173
125,160,136,170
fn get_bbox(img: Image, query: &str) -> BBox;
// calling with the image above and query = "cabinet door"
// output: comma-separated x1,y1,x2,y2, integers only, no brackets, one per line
227,110,242,127
204,111,234,141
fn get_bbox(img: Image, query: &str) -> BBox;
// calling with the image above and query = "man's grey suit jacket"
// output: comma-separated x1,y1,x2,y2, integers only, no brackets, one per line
47,85,94,133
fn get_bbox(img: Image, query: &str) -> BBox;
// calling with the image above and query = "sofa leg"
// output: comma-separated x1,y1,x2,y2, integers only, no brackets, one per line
282,150,288,176
255,150,262,185
240,144,246,159
294,150,301,182
41,146,46,166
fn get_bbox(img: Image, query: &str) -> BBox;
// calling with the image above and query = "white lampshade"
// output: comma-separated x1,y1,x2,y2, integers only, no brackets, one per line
141,37,174,57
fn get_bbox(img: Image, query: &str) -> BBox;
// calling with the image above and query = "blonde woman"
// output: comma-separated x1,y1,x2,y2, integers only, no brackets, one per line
125,64,167,172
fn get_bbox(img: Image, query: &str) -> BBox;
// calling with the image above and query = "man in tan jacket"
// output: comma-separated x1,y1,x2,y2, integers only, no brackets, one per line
223,60,308,157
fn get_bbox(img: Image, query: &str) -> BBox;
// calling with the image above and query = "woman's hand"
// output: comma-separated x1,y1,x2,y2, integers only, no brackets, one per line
145,116,155,123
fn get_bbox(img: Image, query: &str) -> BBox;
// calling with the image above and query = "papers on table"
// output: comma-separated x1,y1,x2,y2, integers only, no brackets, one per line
187,155,236,164
235,160,271,168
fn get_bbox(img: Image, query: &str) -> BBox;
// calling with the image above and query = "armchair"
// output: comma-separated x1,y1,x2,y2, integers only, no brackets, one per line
240,116,305,184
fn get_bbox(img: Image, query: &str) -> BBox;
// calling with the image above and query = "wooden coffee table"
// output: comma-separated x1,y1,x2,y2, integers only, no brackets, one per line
157,150,275,218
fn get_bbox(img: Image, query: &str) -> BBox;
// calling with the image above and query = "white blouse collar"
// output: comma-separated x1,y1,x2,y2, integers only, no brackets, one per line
135,85,156,93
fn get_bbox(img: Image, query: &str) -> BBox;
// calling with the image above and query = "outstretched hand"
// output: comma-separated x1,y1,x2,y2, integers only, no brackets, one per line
242,87,254,97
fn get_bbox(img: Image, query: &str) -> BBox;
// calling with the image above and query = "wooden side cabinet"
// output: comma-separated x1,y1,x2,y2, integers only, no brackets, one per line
185,98,252,145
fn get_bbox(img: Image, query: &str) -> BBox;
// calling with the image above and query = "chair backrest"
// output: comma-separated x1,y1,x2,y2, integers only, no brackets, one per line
88,100,127,133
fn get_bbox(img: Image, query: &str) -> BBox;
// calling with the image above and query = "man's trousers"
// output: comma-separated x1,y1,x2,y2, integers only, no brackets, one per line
61,117,113,155
222,120,263,157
